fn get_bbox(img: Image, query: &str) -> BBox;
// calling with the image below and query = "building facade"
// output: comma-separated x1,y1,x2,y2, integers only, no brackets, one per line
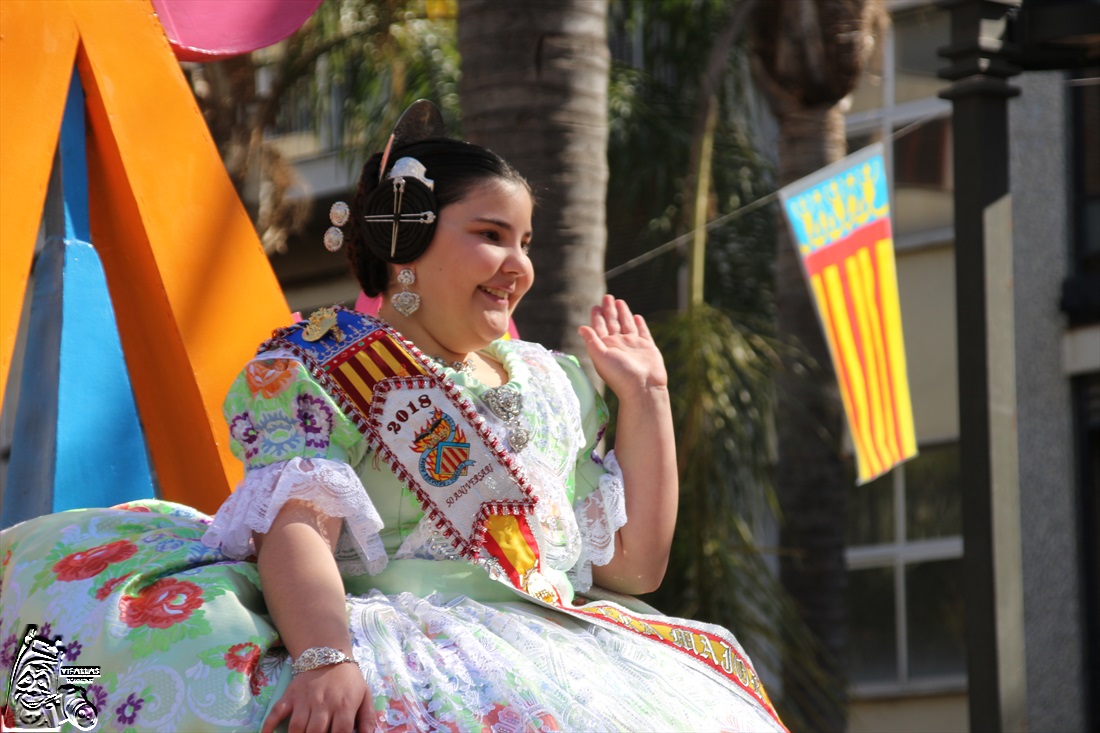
845,2,1098,731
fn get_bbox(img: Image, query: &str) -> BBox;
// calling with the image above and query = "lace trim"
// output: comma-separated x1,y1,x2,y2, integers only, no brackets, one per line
202,456,388,575
567,450,627,592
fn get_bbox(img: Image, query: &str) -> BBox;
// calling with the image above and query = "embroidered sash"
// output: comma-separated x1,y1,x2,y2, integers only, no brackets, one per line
263,307,536,558
264,307,786,729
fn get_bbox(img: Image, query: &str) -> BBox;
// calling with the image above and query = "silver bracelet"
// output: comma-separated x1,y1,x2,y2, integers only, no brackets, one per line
291,647,355,676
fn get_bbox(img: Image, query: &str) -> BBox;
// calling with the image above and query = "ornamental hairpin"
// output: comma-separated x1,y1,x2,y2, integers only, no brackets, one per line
323,201,350,252
323,100,447,261
362,156,438,258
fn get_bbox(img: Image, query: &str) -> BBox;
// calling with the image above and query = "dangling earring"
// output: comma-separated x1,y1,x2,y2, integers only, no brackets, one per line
391,268,420,316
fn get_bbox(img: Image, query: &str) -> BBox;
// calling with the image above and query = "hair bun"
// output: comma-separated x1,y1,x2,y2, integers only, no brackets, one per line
360,174,438,264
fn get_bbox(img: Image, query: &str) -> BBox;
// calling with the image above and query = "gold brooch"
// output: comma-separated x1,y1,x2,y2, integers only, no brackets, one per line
302,307,344,343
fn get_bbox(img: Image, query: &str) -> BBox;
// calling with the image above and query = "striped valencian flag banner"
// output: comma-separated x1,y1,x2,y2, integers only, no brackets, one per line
778,142,918,484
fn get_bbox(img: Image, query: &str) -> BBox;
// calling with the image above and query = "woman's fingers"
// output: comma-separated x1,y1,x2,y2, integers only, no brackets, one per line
592,294,643,337
590,304,609,338
602,295,621,334
357,696,377,733
287,704,311,733
615,299,637,335
262,700,291,733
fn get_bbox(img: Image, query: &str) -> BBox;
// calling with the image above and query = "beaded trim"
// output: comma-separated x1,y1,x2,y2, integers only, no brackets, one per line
425,354,475,374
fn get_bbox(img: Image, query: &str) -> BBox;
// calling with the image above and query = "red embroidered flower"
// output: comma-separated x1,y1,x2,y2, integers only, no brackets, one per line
53,540,138,581
95,572,135,601
225,642,261,674
249,663,269,697
119,578,203,629
245,359,296,398
118,503,152,512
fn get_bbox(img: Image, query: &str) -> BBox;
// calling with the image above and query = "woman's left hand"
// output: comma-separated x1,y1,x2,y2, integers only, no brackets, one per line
578,295,667,398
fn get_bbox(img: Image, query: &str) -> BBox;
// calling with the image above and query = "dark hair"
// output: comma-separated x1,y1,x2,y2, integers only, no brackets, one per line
346,138,529,297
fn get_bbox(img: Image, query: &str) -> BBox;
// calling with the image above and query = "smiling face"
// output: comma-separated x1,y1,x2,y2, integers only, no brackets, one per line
381,178,534,360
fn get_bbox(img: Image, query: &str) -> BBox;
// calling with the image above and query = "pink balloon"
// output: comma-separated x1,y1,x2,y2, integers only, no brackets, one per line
355,291,520,339
153,0,322,61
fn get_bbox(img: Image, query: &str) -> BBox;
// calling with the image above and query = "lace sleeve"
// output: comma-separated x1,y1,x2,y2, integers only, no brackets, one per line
567,450,627,592
201,456,387,575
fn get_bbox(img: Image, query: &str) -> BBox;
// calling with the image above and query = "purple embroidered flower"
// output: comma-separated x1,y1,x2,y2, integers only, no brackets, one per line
115,692,143,725
229,412,260,462
0,633,17,668
296,394,334,451
86,684,108,712
39,622,53,639
65,640,83,660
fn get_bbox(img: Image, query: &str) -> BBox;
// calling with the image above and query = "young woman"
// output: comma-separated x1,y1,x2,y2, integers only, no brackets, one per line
0,106,785,732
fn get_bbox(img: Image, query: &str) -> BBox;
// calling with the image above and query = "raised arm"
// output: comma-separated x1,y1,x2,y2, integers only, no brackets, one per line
578,295,678,595
256,500,374,733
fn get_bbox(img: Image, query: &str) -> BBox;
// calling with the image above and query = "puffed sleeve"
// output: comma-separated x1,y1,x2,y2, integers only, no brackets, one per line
553,354,627,592
201,351,388,575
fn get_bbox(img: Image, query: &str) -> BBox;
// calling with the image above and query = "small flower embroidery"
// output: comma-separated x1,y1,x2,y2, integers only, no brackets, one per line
96,572,135,601
39,622,53,639
297,393,334,451
0,633,17,668
249,663,269,697
53,540,138,581
86,685,108,715
229,413,260,461
245,359,297,398
115,693,143,726
254,412,304,461
65,640,83,660
119,578,204,629
225,642,261,674
142,532,187,553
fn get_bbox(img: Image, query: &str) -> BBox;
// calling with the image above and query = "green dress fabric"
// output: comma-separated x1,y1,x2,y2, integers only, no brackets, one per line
0,339,785,732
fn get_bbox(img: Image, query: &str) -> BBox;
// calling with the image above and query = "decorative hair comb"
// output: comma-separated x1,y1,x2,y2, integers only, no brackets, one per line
377,99,447,182
324,100,446,258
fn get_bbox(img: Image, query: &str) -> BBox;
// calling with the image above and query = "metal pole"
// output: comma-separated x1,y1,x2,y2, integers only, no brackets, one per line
938,1,1027,730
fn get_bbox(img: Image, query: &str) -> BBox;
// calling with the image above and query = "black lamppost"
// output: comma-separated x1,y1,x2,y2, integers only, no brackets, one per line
937,1,1099,730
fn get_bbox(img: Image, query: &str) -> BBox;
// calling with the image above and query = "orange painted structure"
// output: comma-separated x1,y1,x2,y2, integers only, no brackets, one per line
0,0,292,512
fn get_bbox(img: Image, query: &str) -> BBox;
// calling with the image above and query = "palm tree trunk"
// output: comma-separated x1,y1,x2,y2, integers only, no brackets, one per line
457,0,609,365
775,104,850,733
749,2,883,728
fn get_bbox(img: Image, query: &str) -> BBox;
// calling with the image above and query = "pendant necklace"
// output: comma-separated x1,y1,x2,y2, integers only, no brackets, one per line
483,384,530,452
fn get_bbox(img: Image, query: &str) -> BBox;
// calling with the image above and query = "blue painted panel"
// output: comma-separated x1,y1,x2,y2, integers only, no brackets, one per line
61,71,90,244
1,67,155,526
54,239,155,511
53,70,155,511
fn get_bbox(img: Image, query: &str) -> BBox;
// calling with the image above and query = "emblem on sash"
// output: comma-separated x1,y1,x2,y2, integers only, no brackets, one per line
411,408,475,486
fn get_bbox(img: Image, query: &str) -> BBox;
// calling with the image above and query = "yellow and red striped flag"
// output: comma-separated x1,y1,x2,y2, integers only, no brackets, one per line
778,143,917,484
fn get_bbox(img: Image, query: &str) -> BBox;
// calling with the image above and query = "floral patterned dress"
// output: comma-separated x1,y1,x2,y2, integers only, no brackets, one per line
0,339,785,732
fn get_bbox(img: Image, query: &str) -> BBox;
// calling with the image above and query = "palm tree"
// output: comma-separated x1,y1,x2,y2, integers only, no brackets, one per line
748,2,886,730
456,0,609,363
189,0,460,254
